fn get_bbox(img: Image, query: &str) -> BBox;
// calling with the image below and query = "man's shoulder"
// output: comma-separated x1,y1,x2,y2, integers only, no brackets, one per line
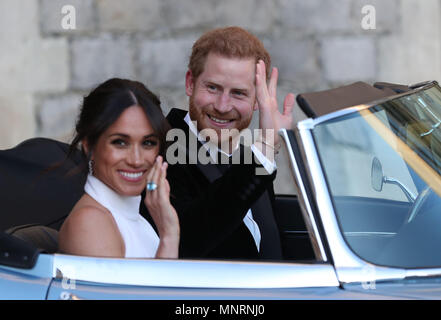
166,108,188,128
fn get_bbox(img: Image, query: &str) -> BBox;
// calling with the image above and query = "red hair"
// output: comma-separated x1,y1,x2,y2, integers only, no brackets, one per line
188,26,271,79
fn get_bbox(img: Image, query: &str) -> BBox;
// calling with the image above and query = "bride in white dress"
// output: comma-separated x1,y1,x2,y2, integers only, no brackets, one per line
58,78,179,259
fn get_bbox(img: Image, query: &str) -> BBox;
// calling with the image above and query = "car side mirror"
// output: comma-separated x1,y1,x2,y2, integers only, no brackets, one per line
371,156,416,202
371,157,384,192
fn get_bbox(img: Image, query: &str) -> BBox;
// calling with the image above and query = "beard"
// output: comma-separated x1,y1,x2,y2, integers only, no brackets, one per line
188,94,253,151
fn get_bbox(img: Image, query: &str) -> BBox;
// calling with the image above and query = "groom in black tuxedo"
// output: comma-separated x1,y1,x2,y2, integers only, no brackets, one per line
143,26,295,260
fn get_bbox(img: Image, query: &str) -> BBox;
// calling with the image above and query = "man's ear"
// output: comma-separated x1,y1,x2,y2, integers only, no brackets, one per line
185,70,195,97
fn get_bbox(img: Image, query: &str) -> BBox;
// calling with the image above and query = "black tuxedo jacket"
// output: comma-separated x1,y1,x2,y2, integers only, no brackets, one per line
141,108,283,260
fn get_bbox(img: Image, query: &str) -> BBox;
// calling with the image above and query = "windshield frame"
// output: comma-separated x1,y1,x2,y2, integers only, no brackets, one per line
294,80,441,284
305,81,438,129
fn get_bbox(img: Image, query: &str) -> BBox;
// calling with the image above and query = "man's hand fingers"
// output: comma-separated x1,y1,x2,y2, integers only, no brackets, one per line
283,93,295,116
268,67,278,98
255,60,270,107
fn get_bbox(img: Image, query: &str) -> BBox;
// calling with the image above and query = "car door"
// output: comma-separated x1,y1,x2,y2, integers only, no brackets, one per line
44,253,341,300
0,128,355,300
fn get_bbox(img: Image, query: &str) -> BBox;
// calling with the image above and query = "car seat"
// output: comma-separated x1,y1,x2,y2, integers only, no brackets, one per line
0,137,86,253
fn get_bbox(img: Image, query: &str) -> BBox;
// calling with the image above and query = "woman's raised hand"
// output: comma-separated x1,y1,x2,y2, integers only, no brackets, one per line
144,156,180,258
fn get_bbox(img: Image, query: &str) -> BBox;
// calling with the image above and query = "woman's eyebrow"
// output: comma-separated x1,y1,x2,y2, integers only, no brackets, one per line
108,133,129,139
108,133,158,139
144,133,158,139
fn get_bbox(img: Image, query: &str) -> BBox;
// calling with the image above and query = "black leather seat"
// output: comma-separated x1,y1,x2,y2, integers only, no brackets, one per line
0,138,86,252
6,224,59,254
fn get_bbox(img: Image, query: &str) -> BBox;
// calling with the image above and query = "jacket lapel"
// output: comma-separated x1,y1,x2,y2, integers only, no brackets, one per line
167,108,222,183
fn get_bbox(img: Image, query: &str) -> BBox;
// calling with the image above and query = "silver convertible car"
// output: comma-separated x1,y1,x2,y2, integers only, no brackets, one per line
2,80,441,300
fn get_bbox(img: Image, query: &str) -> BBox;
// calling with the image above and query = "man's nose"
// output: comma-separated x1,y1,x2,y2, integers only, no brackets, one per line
214,92,233,113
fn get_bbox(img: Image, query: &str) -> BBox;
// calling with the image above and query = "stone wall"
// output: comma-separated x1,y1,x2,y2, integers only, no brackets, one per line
1,0,441,193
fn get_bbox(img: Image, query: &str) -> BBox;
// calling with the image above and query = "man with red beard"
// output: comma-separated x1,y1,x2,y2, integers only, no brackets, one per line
143,26,295,260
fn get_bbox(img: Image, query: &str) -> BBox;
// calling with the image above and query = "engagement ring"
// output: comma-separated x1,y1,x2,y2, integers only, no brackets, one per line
146,182,157,191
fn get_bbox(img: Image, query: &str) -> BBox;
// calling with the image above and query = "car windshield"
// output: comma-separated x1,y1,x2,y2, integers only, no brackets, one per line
312,83,441,269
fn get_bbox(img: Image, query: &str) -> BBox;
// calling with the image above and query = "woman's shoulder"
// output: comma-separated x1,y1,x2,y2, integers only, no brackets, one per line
66,195,115,228
58,195,124,257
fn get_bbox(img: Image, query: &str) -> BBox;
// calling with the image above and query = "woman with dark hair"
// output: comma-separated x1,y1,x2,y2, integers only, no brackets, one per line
59,78,179,258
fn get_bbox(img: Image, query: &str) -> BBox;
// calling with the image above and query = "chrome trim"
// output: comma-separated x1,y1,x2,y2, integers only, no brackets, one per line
299,107,368,130
344,232,396,237
407,187,431,223
279,129,327,261
52,254,339,289
409,80,437,89
383,176,417,202
300,81,438,129
405,268,441,279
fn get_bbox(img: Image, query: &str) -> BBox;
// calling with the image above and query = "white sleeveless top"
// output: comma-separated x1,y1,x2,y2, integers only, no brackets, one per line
84,174,159,258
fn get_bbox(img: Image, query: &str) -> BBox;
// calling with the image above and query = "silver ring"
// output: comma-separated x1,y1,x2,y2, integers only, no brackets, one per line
146,182,157,191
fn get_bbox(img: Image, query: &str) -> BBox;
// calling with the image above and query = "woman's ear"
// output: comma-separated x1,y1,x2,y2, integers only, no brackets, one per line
81,139,91,158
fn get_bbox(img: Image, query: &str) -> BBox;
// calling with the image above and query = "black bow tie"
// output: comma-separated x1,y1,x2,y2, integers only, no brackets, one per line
216,151,232,174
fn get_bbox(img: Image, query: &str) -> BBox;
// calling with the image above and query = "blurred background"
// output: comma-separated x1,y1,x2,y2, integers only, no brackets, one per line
1,0,440,193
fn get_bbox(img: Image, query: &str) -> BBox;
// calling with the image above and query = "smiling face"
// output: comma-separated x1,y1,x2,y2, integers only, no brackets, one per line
88,105,160,196
186,52,257,146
